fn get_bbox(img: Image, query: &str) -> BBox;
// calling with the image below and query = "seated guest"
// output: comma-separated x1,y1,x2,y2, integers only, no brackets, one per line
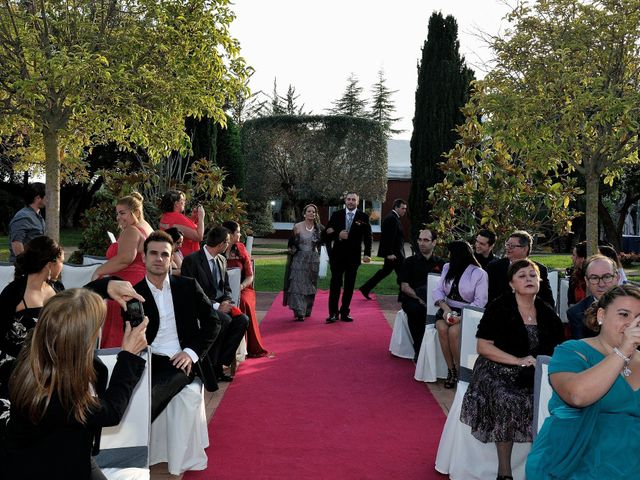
159,190,205,257
567,241,587,306
398,229,445,360
486,230,555,308
598,244,628,284
0,288,149,480
433,240,488,388
567,254,619,339
181,226,249,383
223,220,269,357
0,236,64,396
461,259,564,480
527,284,640,480
474,229,497,269
165,227,184,276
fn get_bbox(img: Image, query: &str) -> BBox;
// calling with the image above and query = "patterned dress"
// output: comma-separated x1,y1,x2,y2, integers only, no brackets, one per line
283,226,322,318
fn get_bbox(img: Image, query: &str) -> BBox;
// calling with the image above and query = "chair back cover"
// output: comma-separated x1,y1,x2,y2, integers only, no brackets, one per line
532,354,552,439
559,278,569,323
83,255,108,265
458,306,484,383
0,262,15,292
548,270,559,309
61,263,101,289
426,273,440,325
227,268,241,305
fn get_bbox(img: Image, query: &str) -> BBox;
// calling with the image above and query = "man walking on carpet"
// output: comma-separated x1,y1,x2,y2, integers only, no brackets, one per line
324,192,372,323
358,198,407,300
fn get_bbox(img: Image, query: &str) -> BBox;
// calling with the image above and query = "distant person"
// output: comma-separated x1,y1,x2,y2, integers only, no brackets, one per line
598,244,628,284
567,241,587,306
283,205,324,322
8,182,46,263
323,192,372,323
474,229,496,270
159,190,205,257
359,199,407,300
164,227,184,275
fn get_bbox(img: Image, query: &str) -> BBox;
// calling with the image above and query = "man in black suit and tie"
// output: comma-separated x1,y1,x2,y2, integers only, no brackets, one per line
486,230,555,308
324,192,373,323
181,226,249,383
358,198,407,300
134,230,221,420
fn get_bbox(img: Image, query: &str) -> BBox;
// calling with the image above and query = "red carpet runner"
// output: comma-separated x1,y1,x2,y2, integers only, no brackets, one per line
184,291,447,479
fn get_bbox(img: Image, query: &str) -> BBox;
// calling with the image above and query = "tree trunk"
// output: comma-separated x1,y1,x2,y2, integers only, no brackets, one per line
43,128,61,242
585,172,600,256
598,200,621,252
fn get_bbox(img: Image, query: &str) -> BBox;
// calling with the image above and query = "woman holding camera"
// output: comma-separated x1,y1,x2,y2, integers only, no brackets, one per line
159,190,205,257
433,240,488,388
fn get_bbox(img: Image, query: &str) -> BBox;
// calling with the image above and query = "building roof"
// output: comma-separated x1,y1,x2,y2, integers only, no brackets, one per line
387,139,411,180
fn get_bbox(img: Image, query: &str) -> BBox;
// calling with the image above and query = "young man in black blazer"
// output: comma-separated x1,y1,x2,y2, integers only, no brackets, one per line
324,192,373,323
359,198,407,299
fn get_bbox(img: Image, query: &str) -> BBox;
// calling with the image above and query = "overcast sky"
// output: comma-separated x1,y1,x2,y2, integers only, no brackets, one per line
230,1,513,139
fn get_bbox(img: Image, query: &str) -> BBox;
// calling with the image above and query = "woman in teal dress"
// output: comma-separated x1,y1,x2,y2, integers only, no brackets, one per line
527,284,640,479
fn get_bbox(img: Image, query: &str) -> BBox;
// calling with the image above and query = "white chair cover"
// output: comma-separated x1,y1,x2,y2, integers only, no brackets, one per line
149,378,209,475
414,273,447,382
0,262,15,292
548,270,559,308
245,236,254,255
61,263,101,289
83,254,108,265
389,310,415,359
532,355,552,438
435,306,531,479
559,278,569,323
319,245,329,278
227,267,241,305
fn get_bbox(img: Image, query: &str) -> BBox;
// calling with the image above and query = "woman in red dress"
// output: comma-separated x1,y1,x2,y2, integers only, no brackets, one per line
159,190,205,257
92,192,153,347
223,220,269,357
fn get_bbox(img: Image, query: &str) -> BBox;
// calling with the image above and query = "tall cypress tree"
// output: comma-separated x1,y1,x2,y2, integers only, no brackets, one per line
409,13,474,242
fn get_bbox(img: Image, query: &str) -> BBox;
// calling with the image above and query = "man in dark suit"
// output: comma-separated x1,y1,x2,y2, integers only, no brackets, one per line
324,192,373,323
358,198,407,299
474,229,496,270
181,226,249,383
134,230,221,420
568,254,619,339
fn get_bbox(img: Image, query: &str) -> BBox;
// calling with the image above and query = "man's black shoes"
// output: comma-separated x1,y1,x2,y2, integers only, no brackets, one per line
340,315,354,322
359,287,372,300
326,314,339,324
217,373,234,382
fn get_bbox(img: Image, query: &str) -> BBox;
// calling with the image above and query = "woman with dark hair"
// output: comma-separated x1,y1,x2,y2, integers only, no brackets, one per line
0,288,148,479
159,190,205,257
0,236,64,396
165,227,184,275
460,259,564,480
598,244,628,284
222,220,268,357
527,284,640,479
433,240,488,388
283,204,324,321
568,241,587,305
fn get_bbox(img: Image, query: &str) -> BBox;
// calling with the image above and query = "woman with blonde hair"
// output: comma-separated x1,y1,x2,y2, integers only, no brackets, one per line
92,192,153,347
0,288,148,479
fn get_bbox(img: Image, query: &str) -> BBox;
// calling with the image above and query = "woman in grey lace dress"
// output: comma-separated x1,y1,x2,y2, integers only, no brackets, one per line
283,204,324,321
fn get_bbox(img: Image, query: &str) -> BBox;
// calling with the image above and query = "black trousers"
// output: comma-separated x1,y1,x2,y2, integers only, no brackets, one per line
328,260,359,316
359,257,403,294
401,298,427,354
209,310,249,369
151,354,192,422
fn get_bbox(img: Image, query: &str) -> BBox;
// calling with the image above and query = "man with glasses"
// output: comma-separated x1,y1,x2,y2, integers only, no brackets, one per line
567,254,619,339
486,230,555,307
398,229,445,359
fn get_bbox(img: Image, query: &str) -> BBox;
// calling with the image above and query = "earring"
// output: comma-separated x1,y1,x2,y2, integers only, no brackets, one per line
511,288,515,293
47,268,51,281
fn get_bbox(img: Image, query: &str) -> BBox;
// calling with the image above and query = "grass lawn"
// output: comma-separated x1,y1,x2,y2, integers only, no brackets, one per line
0,228,83,262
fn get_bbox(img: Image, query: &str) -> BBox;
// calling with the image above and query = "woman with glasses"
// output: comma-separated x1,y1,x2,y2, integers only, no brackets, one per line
527,284,640,480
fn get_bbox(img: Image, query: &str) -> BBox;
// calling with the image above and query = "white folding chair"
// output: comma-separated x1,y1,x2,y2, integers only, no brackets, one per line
0,262,15,291
548,270,559,309
414,273,448,382
245,236,254,255
61,263,101,289
532,355,552,439
559,278,569,323
227,267,241,305
95,348,151,480
83,254,108,265
389,310,414,359
435,306,531,479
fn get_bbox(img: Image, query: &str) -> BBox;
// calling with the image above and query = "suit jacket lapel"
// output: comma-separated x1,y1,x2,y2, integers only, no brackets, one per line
135,279,160,343
198,249,216,288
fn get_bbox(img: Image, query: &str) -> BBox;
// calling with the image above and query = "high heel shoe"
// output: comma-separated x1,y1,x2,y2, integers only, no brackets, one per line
444,369,456,389
496,475,513,480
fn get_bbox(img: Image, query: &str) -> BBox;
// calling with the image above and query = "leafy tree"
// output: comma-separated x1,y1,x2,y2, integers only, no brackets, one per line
329,74,368,117
0,0,249,242
368,69,402,137
283,84,306,115
216,117,244,189
477,0,640,254
409,12,475,241
269,79,286,116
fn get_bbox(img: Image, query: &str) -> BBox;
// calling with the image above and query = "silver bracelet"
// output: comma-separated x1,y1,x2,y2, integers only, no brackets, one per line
613,347,632,377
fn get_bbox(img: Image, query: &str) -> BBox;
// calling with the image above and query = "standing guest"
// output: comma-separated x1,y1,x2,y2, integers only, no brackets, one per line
8,182,46,263
159,190,205,257
283,204,324,322
324,192,372,323
474,229,497,270
598,244,628,284
567,241,588,306
181,227,249,383
0,236,64,397
359,199,407,300
164,227,184,276
223,220,269,357
92,193,153,348
567,254,619,339
398,229,445,359
527,285,640,480
460,259,564,480
433,240,488,388
486,230,555,308
0,288,149,480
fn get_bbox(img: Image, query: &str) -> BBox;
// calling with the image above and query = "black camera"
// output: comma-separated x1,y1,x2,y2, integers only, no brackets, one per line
122,299,145,328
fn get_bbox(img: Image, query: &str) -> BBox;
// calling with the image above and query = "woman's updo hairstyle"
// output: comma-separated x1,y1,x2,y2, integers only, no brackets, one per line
159,190,184,213
585,284,640,332
14,236,63,278
507,258,540,282
117,192,144,222
222,220,240,233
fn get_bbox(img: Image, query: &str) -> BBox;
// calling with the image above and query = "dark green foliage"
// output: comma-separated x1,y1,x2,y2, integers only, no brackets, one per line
329,74,368,117
216,117,244,189
409,12,474,240
187,116,217,164
369,70,402,137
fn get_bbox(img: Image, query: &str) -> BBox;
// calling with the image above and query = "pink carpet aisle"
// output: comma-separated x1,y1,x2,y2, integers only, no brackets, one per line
184,290,447,480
